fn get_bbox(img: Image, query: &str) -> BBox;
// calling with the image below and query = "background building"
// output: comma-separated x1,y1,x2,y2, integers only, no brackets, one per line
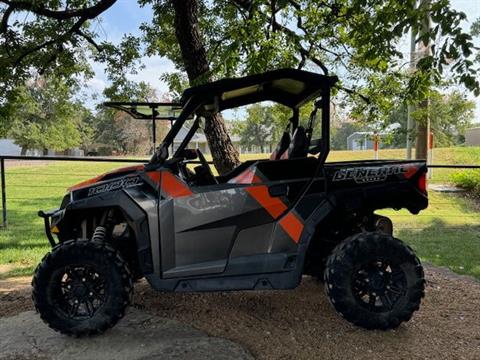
465,127,480,146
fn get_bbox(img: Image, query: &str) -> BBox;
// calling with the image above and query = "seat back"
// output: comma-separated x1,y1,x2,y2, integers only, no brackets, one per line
280,126,309,160
270,128,291,160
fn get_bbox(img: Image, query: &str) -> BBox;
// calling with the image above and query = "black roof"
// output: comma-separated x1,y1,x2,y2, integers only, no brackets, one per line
181,68,338,110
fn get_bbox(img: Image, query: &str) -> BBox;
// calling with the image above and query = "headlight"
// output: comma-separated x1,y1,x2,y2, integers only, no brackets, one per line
50,209,65,233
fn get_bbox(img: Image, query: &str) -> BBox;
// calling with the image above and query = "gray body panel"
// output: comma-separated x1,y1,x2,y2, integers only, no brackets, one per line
158,179,287,278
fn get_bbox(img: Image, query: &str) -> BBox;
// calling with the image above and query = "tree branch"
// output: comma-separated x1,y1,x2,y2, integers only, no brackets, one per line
297,43,312,69
336,84,370,103
1,0,117,20
38,49,60,75
0,4,13,34
233,0,252,13
269,17,329,74
208,34,231,65
14,16,86,66
1,5,14,56
231,0,330,75
285,0,301,11
76,29,103,52
14,38,58,66
3,1,115,67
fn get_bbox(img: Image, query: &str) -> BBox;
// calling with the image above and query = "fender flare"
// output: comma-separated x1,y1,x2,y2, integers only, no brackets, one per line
295,194,336,269
63,189,154,275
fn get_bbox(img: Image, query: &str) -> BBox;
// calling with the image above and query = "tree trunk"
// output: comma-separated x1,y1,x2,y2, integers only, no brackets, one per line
415,0,431,161
172,0,240,175
20,147,27,156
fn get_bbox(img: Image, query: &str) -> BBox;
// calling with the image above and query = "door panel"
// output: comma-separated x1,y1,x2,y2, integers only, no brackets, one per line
159,175,273,277
158,169,308,278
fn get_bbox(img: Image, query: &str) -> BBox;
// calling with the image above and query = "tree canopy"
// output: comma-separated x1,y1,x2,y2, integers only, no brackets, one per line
0,1,479,166
5,77,90,154
234,104,275,153
369,89,476,148
2,1,477,97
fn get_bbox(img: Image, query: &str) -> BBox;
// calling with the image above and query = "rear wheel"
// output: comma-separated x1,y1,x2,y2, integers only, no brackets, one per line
324,232,424,330
32,239,133,336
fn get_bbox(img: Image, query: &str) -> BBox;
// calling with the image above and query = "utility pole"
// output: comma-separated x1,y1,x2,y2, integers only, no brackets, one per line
406,1,417,160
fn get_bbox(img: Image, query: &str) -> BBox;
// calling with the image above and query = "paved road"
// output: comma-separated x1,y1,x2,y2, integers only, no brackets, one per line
0,308,253,360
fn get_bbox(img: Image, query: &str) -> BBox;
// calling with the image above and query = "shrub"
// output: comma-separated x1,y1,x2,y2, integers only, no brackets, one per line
451,170,480,196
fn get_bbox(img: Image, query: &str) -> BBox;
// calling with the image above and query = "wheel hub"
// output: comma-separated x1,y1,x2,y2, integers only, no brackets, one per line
352,260,407,312
369,272,386,293
58,265,107,319
72,284,88,298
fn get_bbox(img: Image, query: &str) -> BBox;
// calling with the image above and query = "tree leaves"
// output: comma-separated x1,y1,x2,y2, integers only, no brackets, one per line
1,0,479,127
6,77,91,152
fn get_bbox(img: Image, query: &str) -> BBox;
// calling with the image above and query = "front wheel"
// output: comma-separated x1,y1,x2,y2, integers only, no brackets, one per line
324,232,425,330
32,239,133,336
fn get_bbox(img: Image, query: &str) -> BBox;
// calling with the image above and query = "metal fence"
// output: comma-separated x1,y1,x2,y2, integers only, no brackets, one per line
0,155,149,228
0,154,479,230
0,154,477,281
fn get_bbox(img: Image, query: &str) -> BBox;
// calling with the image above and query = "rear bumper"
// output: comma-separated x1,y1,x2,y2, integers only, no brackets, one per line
38,209,63,247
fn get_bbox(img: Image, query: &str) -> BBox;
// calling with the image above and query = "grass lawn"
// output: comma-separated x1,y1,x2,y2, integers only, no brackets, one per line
379,191,480,279
0,161,122,279
0,146,479,280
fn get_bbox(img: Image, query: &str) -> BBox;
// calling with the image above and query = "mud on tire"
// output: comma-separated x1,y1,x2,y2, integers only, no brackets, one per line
32,239,133,336
324,232,425,330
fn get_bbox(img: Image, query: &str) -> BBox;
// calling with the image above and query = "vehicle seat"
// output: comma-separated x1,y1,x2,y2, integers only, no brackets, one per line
280,126,309,159
270,128,291,160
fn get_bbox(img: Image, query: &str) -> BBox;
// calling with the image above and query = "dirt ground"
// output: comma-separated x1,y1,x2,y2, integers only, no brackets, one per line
1,266,479,360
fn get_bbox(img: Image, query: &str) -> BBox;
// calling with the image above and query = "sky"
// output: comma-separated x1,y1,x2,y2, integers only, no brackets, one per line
85,0,480,120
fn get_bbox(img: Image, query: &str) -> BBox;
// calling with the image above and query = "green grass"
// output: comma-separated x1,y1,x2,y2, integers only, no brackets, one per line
379,191,480,279
0,146,479,280
0,161,126,279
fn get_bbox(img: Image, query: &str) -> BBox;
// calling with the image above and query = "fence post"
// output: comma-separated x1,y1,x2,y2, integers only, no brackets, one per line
1,158,6,228
373,133,379,160
428,131,434,179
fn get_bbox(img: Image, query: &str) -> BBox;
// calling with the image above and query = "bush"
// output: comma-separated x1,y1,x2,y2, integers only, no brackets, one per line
451,170,480,196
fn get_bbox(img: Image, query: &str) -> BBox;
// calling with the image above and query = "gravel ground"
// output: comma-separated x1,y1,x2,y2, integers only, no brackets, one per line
1,266,479,360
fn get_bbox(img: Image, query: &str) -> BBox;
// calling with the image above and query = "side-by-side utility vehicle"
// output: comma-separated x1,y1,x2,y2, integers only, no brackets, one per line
33,69,428,336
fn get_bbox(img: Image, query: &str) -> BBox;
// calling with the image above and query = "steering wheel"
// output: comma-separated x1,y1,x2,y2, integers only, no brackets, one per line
196,149,218,184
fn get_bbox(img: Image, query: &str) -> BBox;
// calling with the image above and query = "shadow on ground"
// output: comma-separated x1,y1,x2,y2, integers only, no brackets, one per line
397,218,480,279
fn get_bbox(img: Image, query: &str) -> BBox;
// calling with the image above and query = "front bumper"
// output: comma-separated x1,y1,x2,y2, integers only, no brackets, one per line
38,209,63,247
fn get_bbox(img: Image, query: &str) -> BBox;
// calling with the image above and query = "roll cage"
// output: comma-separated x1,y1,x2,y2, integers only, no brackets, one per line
147,69,338,166
103,102,192,150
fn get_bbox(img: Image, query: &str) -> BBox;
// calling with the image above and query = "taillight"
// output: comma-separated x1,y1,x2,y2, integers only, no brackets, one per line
418,172,427,193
